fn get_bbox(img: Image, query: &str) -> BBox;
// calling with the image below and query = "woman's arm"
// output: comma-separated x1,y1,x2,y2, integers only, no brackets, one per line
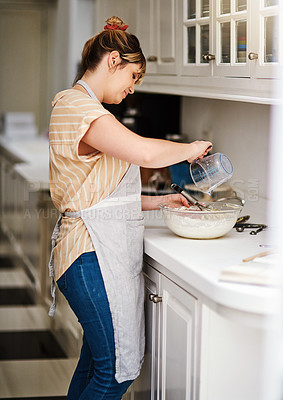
81,115,212,168
141,194,190,211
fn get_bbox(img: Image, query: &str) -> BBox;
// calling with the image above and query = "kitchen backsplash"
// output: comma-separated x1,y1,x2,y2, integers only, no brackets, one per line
181,97,271,203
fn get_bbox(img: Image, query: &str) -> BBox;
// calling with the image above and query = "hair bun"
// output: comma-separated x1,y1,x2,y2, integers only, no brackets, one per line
104,16,128,31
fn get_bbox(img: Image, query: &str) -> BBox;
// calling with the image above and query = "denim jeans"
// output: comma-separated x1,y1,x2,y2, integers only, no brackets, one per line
57,251,133,399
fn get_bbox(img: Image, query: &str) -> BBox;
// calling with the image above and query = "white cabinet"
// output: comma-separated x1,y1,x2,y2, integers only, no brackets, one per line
182,0,282,78
130,265,160,399
136,252,276,400
133,0,281,102
97,0,178,75
199,305,268,400
135,0,157,74
95,0,281,102
159,272,197,400
212,0,250,77
250,0,282,79
131,261,198,400
135,0,178,75
181,0,212,77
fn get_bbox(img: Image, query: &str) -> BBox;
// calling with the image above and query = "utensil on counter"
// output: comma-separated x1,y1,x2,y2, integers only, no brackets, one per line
159,202,242,239
242,249,277,262
190,153,233,194
235,215,250,224
171,183,211,211
233,222,267,235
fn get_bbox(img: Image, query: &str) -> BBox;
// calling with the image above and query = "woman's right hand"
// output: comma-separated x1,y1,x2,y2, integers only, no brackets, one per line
186,141,213,163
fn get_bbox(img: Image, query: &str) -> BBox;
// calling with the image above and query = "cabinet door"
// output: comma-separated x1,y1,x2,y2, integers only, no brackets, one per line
136,0,178,75
213,0,250,77
136,0,158,74
132,264,160,400
250,0,282,79
159,275,197,400
181,0,212,76
156,0,178,75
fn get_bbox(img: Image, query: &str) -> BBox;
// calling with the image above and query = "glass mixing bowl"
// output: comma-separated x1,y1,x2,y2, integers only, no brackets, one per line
159,202,242,239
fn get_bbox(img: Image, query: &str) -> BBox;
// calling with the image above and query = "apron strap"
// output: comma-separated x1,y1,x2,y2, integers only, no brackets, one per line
76,80,98,100
64,210,81,218
48,211,80,316
48,214,62,317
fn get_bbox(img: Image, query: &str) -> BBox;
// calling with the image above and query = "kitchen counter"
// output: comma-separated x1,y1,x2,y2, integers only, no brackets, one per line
143,200,280,323
1,136,280,323
0,136,49,190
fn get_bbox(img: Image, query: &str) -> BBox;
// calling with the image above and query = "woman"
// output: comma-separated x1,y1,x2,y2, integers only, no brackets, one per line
48,16,212,400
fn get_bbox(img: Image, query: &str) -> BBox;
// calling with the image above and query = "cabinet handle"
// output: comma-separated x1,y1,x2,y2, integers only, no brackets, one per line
248,52,258,61
202,54,215,61
149,293,162,303
147,55,158,62
161,57,175,63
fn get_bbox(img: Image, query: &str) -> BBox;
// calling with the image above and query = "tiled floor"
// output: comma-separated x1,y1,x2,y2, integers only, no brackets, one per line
0,234,77,399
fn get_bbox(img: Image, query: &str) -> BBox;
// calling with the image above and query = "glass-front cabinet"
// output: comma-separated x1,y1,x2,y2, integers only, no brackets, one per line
182,0,282,79
214,0,249,77
251,0,281,78
182,0,212,76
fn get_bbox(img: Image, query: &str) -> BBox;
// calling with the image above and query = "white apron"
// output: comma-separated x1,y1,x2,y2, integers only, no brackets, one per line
48,80,145,383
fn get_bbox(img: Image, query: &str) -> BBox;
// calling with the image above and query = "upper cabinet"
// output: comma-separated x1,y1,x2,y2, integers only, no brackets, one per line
212,0,250,78
136,0,178,75
96,0,282,103
251,0,281,79
181,0,212,76
181,0,281,79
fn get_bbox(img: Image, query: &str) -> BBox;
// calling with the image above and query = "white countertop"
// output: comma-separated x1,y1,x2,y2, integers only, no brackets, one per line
0,136,49,190
143,201,281,319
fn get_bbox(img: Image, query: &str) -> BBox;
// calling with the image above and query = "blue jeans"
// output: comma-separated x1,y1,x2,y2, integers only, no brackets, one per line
57,251,133,399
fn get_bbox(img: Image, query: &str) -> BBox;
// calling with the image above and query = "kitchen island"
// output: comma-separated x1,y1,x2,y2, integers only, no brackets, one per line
131,206,280,400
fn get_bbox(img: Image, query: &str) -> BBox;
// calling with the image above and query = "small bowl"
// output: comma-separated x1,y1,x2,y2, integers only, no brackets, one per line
159,202,242,239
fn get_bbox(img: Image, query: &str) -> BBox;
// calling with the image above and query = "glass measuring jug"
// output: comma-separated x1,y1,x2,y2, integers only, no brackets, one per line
190,153,233,194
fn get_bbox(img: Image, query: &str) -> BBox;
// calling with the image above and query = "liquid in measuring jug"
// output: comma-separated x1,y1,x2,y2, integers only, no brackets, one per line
190,153,233,194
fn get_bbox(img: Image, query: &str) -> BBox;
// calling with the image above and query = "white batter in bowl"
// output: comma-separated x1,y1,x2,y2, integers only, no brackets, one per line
159,202,242,239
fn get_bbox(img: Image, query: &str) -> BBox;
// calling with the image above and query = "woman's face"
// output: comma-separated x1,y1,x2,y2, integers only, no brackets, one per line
104,61,141,104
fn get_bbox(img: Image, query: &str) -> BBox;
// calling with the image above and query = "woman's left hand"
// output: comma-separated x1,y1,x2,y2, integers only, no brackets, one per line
161,193,190,208
141,194,190,211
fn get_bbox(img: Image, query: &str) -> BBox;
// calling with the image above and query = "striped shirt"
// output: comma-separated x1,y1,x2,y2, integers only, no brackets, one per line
49,88,129,280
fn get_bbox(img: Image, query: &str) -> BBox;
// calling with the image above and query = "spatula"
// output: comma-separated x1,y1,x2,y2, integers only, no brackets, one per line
171,183,208,211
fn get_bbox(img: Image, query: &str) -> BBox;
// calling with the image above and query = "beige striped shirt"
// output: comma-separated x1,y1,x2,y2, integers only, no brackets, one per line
49,88,129,280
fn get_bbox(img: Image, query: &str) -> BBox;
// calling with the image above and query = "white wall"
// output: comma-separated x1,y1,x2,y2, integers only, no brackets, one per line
181,97,271,203
52,0,96,95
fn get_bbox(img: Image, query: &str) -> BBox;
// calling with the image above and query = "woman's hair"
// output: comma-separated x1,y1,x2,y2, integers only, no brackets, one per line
74,16,146,85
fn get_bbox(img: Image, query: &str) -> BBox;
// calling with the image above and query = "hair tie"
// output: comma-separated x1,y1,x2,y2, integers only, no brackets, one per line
104,23,128,31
